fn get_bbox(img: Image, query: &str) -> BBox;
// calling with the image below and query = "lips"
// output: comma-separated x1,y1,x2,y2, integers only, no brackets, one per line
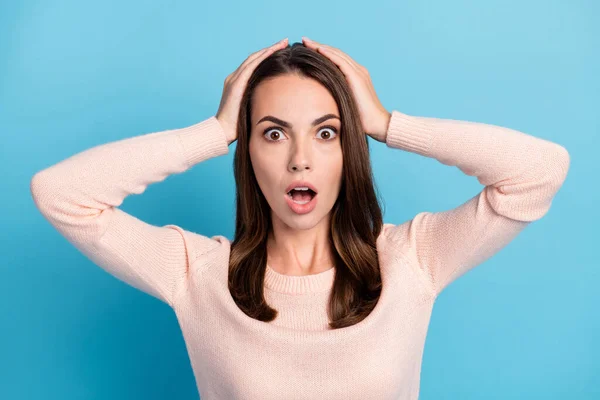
286,187,317,199
285,180,318,194
284,191,318,214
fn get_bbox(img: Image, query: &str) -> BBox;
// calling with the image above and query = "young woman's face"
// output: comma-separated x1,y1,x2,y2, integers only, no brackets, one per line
249,73,343,230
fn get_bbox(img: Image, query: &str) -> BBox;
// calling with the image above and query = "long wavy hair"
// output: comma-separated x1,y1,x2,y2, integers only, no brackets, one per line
228,42,385,329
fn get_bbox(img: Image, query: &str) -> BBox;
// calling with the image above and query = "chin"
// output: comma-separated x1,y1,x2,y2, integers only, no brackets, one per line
283,215,320,229
273,207,322,230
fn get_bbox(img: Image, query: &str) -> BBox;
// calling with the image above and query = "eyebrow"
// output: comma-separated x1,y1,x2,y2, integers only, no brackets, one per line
256,113,340,128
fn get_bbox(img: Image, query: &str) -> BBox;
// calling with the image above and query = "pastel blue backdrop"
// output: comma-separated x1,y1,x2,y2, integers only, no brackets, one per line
2,0,597,399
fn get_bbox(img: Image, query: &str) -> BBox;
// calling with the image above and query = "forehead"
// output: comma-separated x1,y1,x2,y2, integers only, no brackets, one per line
251,74,339,125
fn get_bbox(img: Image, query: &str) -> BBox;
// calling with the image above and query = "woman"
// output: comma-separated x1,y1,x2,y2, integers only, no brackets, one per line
30,37,570,399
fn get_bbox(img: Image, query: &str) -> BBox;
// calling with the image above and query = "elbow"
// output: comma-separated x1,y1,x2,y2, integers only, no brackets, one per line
30,170,50,198
30,171,56,215
532,144,570,216
533,143,570,190
488,144,571,222
30,172,46,211
30,171,43,195
550,144,570,189
30,172,43,200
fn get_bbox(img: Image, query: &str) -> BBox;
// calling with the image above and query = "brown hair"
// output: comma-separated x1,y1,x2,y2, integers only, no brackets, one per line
228,42,385,329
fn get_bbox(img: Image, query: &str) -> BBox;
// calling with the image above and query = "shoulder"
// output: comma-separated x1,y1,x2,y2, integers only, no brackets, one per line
380,211,434,245
379,219,412,249
378,214,431,263
377,221,415,266
162,224,231,265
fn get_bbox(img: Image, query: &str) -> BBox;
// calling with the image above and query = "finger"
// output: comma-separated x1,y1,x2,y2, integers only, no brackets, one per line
302,38,364,75
230,38,288,82
323,46,365,76
235,39,286,81
304,40,358,78
318,47,357,78
302,38,355,67
242,38,288,70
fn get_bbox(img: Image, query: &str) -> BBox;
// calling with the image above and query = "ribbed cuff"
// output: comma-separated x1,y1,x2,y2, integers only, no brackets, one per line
385,110,434,157
174,116,230,168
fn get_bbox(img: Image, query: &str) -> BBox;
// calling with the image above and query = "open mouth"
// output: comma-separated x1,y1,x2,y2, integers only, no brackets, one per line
287,188,317,204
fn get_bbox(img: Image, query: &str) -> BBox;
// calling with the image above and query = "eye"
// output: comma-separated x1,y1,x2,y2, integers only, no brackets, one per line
316,125,338,141
263,127,286,142
262,126,340,142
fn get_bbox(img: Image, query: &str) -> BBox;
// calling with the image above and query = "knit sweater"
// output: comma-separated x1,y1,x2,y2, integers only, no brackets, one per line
30,110,570,399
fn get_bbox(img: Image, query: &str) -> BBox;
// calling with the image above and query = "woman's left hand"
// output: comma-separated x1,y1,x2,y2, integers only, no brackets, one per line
302,37,391,143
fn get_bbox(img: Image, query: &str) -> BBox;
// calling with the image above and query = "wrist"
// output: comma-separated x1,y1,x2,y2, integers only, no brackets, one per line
215,116,236,145
380,110,392,142
369,110,391,143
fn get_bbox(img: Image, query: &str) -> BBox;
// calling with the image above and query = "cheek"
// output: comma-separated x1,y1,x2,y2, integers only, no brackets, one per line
250,152,284,198
320,150,344,197
324,148,343,174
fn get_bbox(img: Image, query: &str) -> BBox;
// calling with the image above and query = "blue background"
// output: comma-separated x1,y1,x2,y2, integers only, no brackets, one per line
2,0,597,398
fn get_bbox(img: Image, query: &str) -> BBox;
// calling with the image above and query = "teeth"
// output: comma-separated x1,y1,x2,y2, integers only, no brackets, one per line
287,186,315,205
287,186,315,196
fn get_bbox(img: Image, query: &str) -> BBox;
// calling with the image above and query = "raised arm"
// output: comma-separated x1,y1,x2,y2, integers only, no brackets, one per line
382,110,570,298
30,116,230,307
30,39,289,308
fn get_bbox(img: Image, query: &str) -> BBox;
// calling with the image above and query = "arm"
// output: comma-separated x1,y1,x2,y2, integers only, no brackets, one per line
30,116,230,308
383,110,570,298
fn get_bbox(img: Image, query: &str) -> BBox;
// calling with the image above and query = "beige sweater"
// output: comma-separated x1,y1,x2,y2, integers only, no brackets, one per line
30,110,570,399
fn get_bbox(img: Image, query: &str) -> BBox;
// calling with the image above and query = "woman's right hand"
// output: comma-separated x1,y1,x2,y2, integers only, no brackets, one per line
216,37,289,144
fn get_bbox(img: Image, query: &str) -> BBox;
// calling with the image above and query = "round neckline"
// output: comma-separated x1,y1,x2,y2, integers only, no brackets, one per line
264,263,335,295
202,224,404,339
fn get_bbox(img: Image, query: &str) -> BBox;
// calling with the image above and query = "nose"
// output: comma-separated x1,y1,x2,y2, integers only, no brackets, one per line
287,137,312,172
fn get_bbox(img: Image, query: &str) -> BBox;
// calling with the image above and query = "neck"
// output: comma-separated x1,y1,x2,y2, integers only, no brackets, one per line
266,212,334,276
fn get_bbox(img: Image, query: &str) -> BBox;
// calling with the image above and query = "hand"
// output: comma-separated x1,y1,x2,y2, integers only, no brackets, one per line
301,37,391,143
216,37,289,144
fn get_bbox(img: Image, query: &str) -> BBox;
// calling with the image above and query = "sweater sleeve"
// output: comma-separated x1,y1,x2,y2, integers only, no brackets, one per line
30,116,230,308
383,110,570,298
